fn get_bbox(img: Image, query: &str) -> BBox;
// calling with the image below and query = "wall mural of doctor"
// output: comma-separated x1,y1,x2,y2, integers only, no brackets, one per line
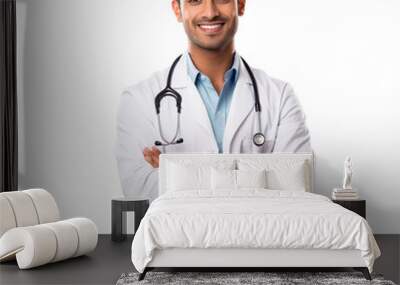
115,0,312,201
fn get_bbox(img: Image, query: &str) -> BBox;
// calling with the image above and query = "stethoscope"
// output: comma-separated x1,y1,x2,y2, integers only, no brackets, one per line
154,54,265,149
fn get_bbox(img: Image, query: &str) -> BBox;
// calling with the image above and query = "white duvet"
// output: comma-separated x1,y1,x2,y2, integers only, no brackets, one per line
131,189,380,273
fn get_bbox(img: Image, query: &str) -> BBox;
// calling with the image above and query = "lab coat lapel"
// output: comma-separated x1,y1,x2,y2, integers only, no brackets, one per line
170,54,217,147
223,58,254,152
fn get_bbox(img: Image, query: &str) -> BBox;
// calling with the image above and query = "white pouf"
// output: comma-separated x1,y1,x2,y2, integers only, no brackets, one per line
0,189,98,269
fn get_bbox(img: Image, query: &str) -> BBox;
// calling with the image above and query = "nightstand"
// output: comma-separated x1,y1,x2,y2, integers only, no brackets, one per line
111,197,149,242
332,199,366,219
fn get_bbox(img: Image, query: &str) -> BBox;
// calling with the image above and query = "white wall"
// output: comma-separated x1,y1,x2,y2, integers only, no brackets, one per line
17,0,400,234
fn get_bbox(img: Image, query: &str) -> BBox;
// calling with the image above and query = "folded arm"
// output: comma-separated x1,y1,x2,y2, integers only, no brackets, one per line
114,89,159,201
273,83,312,153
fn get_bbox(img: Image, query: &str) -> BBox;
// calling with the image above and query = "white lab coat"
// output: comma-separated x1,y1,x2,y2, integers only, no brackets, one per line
115,55,312,201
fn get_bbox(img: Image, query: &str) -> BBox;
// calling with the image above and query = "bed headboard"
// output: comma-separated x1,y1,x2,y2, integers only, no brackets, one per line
159,153,314,195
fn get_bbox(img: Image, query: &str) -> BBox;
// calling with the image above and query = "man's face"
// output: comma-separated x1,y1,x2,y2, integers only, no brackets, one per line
173,0,245,51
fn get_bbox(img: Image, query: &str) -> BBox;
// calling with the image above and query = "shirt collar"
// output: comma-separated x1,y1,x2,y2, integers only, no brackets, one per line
185,51,240,84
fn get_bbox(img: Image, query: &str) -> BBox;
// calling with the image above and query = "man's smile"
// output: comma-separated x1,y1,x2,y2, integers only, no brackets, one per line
197,22,225,34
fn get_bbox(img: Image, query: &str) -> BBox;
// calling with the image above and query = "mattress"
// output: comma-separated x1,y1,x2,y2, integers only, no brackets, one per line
131,189,381,273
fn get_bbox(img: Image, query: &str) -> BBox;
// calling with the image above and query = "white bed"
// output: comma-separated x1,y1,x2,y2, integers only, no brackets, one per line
131,153,380,280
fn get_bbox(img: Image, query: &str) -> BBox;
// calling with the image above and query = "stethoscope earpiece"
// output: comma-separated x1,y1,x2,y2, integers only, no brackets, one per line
155,54,264,149
154,138,184,147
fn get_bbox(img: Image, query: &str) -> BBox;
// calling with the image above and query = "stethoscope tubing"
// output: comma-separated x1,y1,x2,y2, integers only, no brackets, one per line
154,54,265,148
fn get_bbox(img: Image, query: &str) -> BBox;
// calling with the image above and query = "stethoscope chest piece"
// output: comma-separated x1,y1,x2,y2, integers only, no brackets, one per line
253,132,265,147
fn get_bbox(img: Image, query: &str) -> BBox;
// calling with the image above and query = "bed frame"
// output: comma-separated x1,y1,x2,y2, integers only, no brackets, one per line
140,248,371,280
138,153,372,281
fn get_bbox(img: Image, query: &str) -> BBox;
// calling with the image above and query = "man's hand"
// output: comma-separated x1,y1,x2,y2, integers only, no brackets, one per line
142,146,161,168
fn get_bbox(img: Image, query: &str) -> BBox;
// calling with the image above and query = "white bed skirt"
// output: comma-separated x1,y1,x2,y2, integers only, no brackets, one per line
148,248,366,268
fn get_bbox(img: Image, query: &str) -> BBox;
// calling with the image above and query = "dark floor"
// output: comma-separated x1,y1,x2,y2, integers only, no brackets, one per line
0,234,399,285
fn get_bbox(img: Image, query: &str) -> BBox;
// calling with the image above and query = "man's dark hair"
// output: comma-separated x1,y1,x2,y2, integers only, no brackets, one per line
176,0,240,5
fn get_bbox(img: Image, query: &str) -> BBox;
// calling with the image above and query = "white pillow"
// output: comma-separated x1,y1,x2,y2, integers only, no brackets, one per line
167,162,210,191
236,169,267,189
166,160,236,192
237,159,309,192
211,168,268,190
267,163,306,191
211,168,236,190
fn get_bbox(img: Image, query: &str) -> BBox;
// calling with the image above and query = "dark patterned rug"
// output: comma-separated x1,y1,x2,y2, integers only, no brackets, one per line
116,271,396,285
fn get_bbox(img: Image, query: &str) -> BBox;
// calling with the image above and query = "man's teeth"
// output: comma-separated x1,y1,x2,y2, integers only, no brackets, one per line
200,24,223,29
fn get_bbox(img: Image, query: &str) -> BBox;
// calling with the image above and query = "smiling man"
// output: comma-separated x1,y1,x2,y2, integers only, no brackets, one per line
115,0,312,200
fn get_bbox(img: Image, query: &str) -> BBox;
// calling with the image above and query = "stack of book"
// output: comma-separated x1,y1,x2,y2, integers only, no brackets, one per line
332,188,359,200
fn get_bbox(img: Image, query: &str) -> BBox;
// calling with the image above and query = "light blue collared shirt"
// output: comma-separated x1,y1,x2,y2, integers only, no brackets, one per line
185,51,240,153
